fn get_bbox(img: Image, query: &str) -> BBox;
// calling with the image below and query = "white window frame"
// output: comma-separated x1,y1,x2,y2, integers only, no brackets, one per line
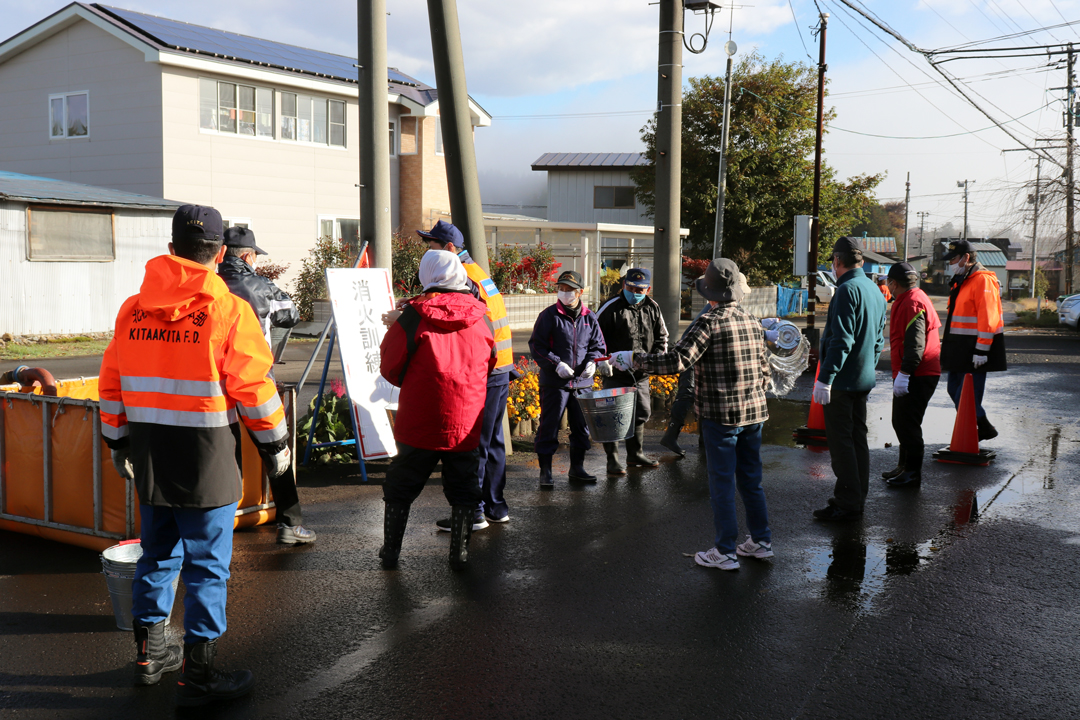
388,120,396,156
48,91,90,139
26,205,115,262
222,218,251,231
199,79,275,140
280,94,347,149
317,215,360,244
434,117,444,156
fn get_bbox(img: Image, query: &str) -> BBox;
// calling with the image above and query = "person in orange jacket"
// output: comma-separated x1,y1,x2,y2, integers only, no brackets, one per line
939,239,1006,440
99,205,290,706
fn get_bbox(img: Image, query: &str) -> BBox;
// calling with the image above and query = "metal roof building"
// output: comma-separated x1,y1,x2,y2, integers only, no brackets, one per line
532,153,651,225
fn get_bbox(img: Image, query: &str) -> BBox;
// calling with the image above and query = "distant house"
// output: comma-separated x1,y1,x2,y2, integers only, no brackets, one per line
0,170,182,336
531,153,651,225
0,3,491,282
928,240,1009,295
861,236,897,258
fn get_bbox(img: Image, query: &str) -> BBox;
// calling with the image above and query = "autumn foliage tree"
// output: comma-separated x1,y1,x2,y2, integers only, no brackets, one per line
632,52,883,284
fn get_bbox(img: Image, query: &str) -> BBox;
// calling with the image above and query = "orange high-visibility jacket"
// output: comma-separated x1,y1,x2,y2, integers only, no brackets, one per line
458,249,513,376
941,264,1007,373
99,255,287,507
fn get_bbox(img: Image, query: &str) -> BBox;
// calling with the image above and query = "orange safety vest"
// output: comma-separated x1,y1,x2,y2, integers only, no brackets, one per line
459,251,514,374
946,268,1003,354
99,255,287,448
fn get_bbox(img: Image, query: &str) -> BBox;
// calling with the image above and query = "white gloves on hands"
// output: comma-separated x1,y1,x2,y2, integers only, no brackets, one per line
111,448,134,481
812,381,832,406
892,372,910,397
582,361,597,379
597,359,614,377
555,362,575,379
972,354,988,368
764,329,779,344
611,351,634,373
266,446,291,478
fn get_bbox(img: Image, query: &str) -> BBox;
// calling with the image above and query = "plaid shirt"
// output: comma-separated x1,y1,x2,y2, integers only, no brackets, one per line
635,302,769,427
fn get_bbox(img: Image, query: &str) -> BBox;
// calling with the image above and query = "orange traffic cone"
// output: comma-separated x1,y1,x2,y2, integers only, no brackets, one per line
932,373,995,466
794,365,828,446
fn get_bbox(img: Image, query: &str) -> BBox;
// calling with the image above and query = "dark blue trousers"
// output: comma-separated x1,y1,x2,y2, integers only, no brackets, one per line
535,386,591,456
477,382,510,521
946,371,987,418
132,502,238,643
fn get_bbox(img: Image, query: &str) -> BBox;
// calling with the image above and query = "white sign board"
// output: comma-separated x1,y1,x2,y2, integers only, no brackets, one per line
325,268,399,460
793,215,812,276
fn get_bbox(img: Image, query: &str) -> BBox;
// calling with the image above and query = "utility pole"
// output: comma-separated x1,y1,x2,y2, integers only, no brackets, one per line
652,0,684,336
1066,44,1075,294
957,179,974,240
1031,156,1042,299
805,12,828,349
358,0,391,270
902,171,911,261
712,40,737,259
427,0,490,272
917,211,929,257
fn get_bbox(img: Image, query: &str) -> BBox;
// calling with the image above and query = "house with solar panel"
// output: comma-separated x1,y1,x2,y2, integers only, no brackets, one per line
0,3,491,280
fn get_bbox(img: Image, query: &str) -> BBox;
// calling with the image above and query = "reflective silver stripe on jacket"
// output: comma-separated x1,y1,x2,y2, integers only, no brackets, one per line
125,406,237,427
490,316,510,330
249,421,288,444
101,422,129,440
948,327,978,336
977,331,996,340
951,315,978,324
99,398,125,415
495,338,514,352
236,393,283,420
269,299,294,313
120,376,224,397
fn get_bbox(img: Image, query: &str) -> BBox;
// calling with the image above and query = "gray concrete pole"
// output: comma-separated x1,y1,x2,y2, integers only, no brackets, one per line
653,0,683,336
426,0,490,273
358,0,392,271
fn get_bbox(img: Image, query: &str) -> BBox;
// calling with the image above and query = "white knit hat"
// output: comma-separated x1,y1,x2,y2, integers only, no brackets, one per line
418,249,468,292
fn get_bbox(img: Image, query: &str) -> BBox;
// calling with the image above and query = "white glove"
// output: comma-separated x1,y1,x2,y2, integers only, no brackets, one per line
764,330,779,344
110,448,134,481
581,361,597,378
611,351,634,373
972,354,988,368
892,372,910,397
555,362,574,379
597,359,614,377
266,446,291,478
812,380,832,406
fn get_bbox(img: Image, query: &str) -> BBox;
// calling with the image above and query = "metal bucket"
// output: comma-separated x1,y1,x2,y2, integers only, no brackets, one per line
101,540,178,631
575,387,637,443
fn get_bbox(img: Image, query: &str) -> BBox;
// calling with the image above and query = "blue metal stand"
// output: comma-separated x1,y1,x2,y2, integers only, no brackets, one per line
300,326,368,482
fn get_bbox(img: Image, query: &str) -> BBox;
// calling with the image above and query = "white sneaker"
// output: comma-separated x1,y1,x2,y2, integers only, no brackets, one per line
735,536,774,559
694,547,740,570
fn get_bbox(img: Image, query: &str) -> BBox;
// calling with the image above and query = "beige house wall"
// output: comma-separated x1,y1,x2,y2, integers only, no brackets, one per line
0,18,164,196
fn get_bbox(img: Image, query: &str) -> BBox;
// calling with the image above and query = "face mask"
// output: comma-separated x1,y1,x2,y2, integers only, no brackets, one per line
557,290,579,306
624,289,647,304
945,258,965,279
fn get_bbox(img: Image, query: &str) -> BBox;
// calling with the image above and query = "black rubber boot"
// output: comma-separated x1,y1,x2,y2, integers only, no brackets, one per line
568,448,597,482
882,447,907,480
604,442,625,476
538,454,554,487
626,426,659,468
133,619,182,686
659,422,686,457
175,639,254,707
886,470,921,488
977,416,998,441
448,505,473,570
378,500,411,569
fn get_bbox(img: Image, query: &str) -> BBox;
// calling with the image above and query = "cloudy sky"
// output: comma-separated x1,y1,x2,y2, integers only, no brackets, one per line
2,0,1078,243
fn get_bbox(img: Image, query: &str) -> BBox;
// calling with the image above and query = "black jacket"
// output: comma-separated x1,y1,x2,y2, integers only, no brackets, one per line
218,255,300,344
596,292,668,382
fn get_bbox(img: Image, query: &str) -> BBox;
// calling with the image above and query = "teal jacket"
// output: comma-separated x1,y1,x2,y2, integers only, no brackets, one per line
818,267,886,392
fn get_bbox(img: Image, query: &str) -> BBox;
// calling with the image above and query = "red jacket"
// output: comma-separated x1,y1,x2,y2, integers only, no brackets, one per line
889,287,941,379
380,291,495,451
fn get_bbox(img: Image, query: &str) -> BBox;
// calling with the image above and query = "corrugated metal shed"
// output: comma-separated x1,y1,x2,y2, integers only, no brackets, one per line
531,153,650,171
969,242,1007,267
0,170,183,209
861,237,896,254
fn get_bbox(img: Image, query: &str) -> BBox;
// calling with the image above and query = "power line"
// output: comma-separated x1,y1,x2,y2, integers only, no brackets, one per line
787,0,813,61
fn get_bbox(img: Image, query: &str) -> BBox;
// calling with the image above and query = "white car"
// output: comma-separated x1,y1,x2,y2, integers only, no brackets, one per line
1059,294,1080,329
810,271,836,304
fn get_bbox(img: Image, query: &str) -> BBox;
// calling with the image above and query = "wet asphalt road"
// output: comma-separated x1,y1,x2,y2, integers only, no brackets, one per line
2,329,1080,719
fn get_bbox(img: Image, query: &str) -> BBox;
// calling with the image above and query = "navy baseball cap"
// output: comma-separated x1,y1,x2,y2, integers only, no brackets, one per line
888,262,918,283
942,238,974,262
417,220,464,248
832,236,864,257
172,204,223,243
223,226,267,255
624,268,651,288
557,270,584,289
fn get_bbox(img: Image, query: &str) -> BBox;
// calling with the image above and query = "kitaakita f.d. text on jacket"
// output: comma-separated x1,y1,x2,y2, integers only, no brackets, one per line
98,255,288,508
380,291,496,452
818,267,887,392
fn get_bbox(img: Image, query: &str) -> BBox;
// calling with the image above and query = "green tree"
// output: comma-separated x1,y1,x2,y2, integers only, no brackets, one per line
632,52,883,284
852,200,904,239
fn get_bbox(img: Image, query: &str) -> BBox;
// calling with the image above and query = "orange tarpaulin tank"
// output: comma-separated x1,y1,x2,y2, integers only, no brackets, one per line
0,377,296,551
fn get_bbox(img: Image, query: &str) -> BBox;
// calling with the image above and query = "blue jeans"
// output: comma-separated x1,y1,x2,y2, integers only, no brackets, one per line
132,502,238,643
701,420,770,554
946,371,987,418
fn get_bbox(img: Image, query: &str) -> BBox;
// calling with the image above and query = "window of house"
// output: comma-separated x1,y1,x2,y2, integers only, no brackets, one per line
297,95,313,142
330,100,345,147
48,92,89,139
200,80,273,138
388,121,396,155
319,216,360,249
223,219,250,230
434,117,444,155
594,186,636,209
312,98,327,144
399,116,417,154
281,92,297,140
27,206,113,261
